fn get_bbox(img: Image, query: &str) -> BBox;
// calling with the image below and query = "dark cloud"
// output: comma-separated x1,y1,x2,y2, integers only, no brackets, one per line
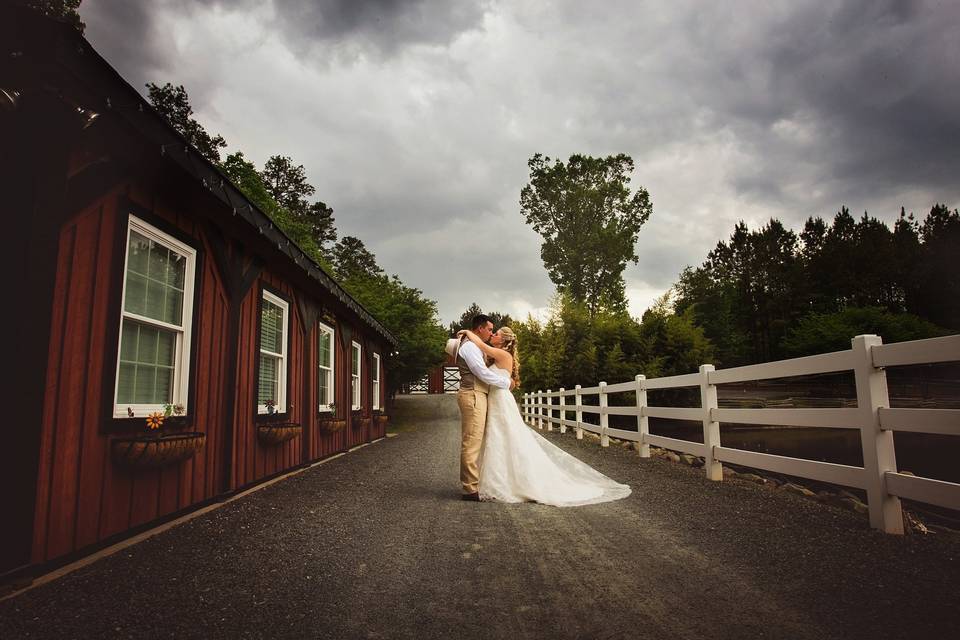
699,0,960,217
81,1,171,89
76,0,960,324
270,0,487,57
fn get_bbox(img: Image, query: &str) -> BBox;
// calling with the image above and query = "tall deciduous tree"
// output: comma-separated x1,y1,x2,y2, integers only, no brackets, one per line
519,153,652,317
146,82,227,163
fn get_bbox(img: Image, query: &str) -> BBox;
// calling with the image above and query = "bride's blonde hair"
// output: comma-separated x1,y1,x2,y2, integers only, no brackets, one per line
497,327,520,387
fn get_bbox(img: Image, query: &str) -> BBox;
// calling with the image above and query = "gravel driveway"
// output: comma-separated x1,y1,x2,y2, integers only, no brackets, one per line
1,394,957,639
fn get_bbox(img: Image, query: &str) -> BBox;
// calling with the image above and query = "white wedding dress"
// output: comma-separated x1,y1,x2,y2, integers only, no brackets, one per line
478,366,631,506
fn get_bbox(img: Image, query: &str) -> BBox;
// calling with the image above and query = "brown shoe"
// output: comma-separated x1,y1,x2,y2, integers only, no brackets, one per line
461,492,480,501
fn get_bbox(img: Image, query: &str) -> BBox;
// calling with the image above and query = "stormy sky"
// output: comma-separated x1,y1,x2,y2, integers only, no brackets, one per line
80,0,960,325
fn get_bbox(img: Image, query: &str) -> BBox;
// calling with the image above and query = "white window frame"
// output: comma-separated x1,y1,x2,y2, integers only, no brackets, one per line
372,352,381,411
318,321,335,412
113,214,197,418
351,340,362,410
258,290,289,414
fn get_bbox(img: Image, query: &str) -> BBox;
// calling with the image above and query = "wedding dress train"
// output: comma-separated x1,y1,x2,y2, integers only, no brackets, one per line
478,366,631,506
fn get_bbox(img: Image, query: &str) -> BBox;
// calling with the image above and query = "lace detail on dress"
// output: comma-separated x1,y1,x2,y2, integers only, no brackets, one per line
478,366,631,507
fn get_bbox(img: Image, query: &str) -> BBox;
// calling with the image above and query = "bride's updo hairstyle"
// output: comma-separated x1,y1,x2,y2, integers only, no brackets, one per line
497,327,520,387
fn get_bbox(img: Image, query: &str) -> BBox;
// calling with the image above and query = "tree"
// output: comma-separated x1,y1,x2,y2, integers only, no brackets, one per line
261,155,315,214
221,152,282,219
447,303,514,335
519,153,653,316
146,83,227,163
22,0,84,32
332,236,383,281
307,200,338,259
782,307,947,357
914,204,960,329
221,151,332,272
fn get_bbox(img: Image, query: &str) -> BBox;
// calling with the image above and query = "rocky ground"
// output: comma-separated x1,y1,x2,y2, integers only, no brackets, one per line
1,394,957,639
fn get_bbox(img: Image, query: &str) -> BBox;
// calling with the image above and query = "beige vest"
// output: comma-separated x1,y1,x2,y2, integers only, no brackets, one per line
457,352,490,394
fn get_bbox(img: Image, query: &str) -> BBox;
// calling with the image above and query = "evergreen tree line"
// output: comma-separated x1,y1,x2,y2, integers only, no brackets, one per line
674,205,959,366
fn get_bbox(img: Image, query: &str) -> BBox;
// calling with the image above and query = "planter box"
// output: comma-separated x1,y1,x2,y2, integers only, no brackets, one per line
374,415,389,428
354,417,372,430
319,418,347,435
257,423,302,446
111,432,206,470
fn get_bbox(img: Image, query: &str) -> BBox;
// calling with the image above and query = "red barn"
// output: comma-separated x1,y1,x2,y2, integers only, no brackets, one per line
2,7,397,579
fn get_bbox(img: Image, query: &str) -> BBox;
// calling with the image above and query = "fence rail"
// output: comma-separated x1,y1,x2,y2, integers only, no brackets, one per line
521,334,960,534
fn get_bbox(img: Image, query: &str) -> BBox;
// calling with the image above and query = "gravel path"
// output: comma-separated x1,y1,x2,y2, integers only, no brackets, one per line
1,394,957,639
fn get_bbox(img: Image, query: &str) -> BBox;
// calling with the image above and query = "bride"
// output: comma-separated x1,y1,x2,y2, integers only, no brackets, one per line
458,327,631,507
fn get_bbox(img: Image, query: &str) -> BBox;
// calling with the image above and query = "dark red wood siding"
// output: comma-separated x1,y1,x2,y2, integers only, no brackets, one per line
32,186,231,563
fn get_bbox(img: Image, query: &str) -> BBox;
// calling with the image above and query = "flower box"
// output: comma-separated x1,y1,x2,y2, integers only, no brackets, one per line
257,423,302,446
374,415,389,427
319,418,347,435
354,417,372,430
111,432,206,470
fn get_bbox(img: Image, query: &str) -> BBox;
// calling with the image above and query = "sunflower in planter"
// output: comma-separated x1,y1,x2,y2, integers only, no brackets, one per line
145,403,185,435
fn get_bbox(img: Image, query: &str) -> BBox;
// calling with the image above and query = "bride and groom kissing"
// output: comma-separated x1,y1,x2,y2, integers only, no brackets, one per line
446,314,631,506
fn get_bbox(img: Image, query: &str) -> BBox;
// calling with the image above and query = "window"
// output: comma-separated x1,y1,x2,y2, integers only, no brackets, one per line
351,341,362,410
258,290,289,414
318,321,335,412
372,352,381,411
114,215,196,418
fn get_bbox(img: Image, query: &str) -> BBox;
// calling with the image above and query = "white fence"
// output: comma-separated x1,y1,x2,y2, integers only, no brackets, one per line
521,334,960,534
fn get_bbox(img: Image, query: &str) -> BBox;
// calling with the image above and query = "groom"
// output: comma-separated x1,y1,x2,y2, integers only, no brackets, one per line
451,314,512,501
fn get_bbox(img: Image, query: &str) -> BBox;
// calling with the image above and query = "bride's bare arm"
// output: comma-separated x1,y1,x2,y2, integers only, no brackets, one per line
457,330,506,359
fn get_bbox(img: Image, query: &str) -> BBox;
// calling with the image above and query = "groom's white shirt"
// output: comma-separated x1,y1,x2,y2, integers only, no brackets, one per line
458,341,511,389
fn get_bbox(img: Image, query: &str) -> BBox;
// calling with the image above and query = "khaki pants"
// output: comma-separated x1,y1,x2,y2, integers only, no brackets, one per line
458,389,488,494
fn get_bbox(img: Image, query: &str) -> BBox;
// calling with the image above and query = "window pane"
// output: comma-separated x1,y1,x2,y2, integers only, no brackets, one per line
144,278,166,321
134,365,157,403
117,362,136,404
147,240,168,282
260,300,283,354
138,326,159,365
127,231,150,276
318,371,329,406
318,332,330,367
124,273,147,316
165,287,184,325
155,366,173,402
168,252,186,289
156,329,175,366
120,321,138,361
258,354,278,405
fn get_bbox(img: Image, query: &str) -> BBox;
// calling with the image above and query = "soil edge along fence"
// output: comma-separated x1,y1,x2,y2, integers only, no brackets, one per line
522,334,960,534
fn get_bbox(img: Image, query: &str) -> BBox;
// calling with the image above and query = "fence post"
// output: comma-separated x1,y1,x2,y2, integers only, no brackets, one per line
599,381,609,447
575,384,583,440
536,390,543,429
635,374,650,457
699,364,722,481
523,393,529,424
559,388,567,434
546,389,554,432
853,334,903,534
